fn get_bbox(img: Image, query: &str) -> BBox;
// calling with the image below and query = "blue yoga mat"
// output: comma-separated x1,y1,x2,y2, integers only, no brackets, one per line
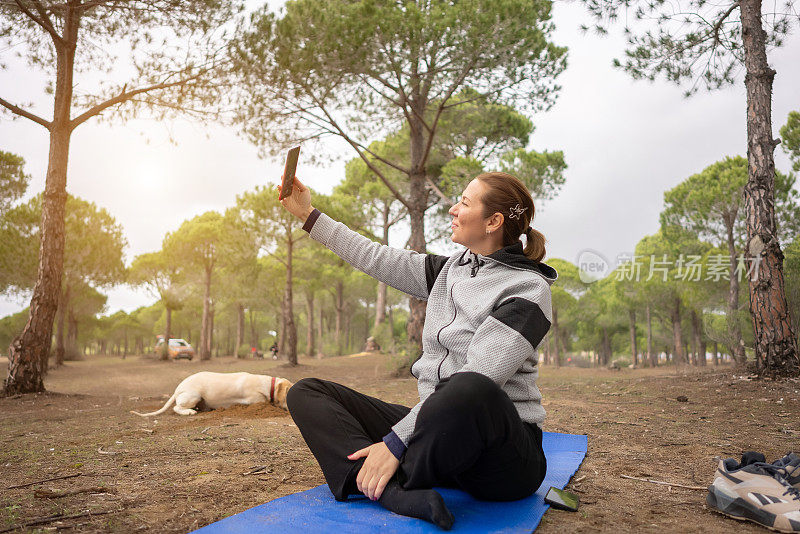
192,431,587,533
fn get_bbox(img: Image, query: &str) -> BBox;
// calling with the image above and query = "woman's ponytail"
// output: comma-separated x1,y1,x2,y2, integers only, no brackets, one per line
524,226,546,263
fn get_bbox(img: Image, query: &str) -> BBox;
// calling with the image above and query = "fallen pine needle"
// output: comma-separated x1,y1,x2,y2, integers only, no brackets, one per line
6,473,82,490
620,474,705,490
34,486,114,499
0,508,119,534
242,465,268,476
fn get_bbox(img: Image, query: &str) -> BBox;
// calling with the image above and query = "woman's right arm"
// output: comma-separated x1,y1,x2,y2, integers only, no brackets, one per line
302,208,447,301
280,177,448,301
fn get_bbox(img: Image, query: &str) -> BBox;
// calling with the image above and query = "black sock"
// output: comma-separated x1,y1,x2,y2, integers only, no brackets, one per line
377,478,455,530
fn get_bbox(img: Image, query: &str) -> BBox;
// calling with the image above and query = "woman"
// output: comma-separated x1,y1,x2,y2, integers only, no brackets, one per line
278,171,558,530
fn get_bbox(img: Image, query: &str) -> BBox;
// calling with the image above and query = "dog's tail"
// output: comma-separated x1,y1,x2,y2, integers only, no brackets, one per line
130,393,177,417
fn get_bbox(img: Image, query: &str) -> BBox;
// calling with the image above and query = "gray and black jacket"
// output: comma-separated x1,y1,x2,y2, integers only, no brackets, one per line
302,209,558,460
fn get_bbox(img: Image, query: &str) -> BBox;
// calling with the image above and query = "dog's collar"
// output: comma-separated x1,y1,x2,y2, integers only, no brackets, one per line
269,376,276,403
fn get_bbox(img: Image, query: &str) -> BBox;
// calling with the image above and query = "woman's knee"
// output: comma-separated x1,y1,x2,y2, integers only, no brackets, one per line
286,377,325,411
445,371,503,404
423,371,503,419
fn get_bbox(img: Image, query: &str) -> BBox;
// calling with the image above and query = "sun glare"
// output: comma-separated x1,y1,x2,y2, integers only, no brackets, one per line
134,161,167,190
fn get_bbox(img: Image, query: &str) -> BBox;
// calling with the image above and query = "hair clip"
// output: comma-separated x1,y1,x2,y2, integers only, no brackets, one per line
508,203,528,219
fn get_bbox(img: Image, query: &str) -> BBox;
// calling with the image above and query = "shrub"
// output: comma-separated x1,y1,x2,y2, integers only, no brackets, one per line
64,346,83,361
370,321,395,353
237,344,251,359
387,336,419,378
609,357,631,369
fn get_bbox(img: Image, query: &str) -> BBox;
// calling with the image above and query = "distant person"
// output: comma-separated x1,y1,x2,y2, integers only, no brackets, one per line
270,342,278,360
278,172,557,530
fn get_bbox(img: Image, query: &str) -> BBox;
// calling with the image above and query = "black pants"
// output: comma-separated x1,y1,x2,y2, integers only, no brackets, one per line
286,371,547,502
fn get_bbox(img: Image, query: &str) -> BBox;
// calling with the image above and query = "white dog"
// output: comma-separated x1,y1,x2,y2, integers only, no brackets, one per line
131,371,293,416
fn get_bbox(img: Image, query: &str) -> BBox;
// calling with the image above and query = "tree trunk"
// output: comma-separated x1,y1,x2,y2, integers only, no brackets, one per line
364,301,370,343
713,341,719,366
55,283,71,367
629,309,638,367
739,0,800,376
723,215,747,364
646,304,656,367
334,281,344,355
315,305,324,358
208,302,215,358
671,296,686,365
691,310,702,366
67,312,78,359
4,11,81,393
544,338,549,365
236,304,245,350
405,196,428,354
404,93,433,355
375,281,388,330
162,307,172,361
278,294,286,355
699,336,707,367
283,230,298,366
344,307,352,355
601,328,612,366
306,292,316,358
249,309,258,349
374,204,391,330
199,265,212,360
552,307,560,368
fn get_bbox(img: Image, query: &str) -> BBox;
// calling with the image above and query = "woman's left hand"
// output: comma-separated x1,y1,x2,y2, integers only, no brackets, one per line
348,442,400,500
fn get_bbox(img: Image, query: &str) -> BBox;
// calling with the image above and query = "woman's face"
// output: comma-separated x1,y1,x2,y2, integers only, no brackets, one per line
449,179,494,247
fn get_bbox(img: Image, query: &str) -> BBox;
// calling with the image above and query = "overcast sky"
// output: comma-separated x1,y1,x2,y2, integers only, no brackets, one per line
1,1,799,318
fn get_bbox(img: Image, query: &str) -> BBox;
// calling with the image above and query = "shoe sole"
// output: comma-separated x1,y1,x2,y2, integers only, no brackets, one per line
707,486,799,533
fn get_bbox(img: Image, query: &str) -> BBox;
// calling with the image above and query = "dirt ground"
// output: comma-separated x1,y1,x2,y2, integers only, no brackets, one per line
1,352,799,533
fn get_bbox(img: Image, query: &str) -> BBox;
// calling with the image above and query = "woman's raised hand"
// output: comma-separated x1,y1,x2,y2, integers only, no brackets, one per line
278,175,314,221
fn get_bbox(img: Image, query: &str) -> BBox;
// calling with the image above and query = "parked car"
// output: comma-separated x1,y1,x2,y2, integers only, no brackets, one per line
154,338,195,360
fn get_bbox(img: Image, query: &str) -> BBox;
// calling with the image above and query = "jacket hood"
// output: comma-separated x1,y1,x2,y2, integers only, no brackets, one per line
457,241,558,285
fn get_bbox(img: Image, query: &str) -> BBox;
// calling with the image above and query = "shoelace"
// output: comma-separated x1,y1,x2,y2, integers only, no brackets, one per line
773,455,800,471
773,456,800,487
749,462,800,501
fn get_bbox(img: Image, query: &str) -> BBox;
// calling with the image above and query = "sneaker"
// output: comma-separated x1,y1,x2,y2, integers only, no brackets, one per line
773,453,800,488
707,457,800,532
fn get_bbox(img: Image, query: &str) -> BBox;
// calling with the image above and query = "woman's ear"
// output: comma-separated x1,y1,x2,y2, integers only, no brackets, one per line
487,212,504,233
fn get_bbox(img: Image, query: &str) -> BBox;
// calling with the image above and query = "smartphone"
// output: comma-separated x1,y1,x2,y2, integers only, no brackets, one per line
278,146,301,201
544,486,579,512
